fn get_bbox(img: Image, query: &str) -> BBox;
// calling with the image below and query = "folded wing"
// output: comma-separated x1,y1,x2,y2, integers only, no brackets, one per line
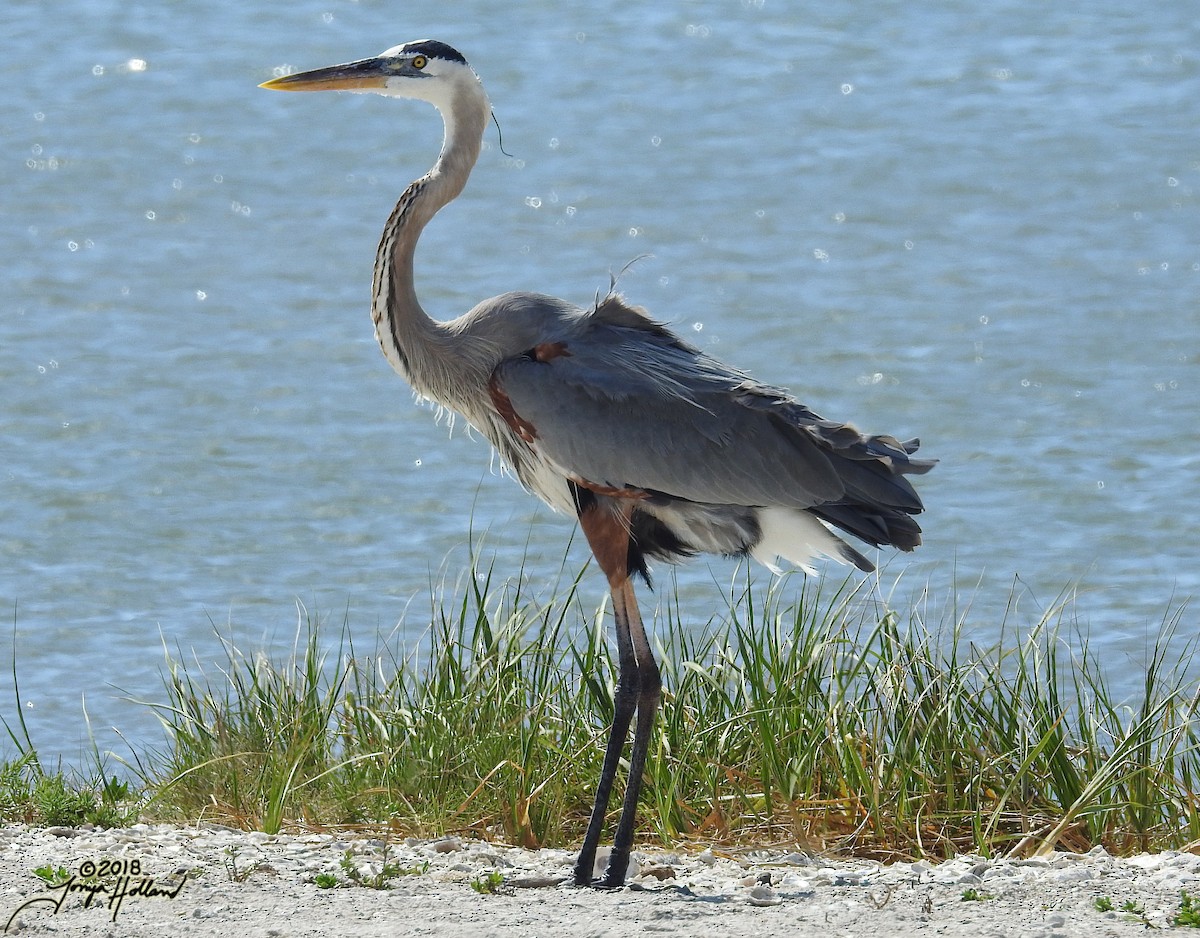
492,297,933,552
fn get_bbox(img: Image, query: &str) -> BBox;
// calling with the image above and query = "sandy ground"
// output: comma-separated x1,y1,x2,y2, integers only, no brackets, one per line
2,824,1198,936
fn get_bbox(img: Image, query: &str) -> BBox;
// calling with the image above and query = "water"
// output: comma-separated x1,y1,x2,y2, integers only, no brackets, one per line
3,2,1197,764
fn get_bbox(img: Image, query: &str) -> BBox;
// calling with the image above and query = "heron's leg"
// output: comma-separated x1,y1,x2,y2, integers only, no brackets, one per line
601,577,661,888
571,494,641,887
573,582,638,886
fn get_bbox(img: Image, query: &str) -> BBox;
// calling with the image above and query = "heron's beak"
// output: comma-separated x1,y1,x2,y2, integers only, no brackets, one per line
259,58,389,93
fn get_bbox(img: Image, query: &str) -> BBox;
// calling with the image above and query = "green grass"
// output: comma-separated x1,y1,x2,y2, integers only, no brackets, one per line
1177,891,1200,927
3,560,1199,862
0,616,136,828
470,870,507,894
0,751,133,829
322,847,427,889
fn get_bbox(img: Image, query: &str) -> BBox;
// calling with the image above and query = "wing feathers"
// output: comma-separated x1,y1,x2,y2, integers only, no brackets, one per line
490,294,933,555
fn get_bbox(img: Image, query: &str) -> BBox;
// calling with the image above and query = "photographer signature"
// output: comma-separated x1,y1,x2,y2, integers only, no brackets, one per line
4,870,188,930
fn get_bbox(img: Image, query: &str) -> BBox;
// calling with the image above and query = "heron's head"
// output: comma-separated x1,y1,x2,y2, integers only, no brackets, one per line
260,39,480,110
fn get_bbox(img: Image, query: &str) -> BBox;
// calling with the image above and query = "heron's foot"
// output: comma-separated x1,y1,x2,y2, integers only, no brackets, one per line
599,852,630,889
571,855,594,887
571,862,628,889
574,877,623,890
571,868,627,889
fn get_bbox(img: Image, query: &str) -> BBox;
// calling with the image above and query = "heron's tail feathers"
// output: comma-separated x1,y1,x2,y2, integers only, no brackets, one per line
751,506,875,574
803,431,933,554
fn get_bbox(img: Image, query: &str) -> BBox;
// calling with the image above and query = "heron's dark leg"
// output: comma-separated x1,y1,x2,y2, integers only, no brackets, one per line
601,576,660,887
571,492,658,888
573,574,639,886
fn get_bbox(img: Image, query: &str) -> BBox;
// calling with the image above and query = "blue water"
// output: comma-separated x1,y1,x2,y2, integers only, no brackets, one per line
3,2,1198,764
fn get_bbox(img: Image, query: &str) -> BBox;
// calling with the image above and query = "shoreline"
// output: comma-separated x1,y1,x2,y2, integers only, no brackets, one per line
2,823,1197,936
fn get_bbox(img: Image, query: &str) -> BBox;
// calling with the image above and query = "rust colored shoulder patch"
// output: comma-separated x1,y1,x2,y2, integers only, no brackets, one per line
487,374,538,443
532,341,571,362
568,475,651,500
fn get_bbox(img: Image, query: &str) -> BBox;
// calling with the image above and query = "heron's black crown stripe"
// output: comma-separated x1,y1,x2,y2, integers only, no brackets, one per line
401,40,468,65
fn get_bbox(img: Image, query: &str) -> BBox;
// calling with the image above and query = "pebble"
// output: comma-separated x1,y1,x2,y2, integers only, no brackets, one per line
747,883,782,906
777,873,814,895
1048,866,1094,883
508,873,566,888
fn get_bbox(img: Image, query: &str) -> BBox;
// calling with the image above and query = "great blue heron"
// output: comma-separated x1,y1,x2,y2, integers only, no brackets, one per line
261,39,933,888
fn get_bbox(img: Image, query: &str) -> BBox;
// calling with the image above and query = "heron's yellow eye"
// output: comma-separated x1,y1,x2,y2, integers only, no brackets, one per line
412,55,427,70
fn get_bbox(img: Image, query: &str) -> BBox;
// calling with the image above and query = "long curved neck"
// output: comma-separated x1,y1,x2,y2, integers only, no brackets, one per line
371,78,490,402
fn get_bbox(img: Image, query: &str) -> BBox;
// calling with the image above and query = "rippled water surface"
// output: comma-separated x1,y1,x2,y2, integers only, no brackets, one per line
3,2,1198,762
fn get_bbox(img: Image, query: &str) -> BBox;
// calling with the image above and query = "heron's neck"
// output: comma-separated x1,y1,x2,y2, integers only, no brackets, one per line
371,79,490,401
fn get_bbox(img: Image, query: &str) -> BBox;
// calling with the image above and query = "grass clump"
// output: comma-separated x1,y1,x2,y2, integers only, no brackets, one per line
143,561,601,843
129,559,1200,862
0,753,133,828
1176,891,1200,927
1,622,138,829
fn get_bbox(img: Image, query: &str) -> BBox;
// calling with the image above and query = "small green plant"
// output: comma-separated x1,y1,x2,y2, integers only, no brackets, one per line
960,888,994,902
471,871,505,895
222,845,268,882
224,845,247,882
1175,891,1200,927
32,864,70,886
1095,897,1150,925
316,847,428,890
345,848,422,889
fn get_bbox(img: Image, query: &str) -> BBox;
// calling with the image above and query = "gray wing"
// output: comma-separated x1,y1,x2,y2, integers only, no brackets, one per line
492,297,931,531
